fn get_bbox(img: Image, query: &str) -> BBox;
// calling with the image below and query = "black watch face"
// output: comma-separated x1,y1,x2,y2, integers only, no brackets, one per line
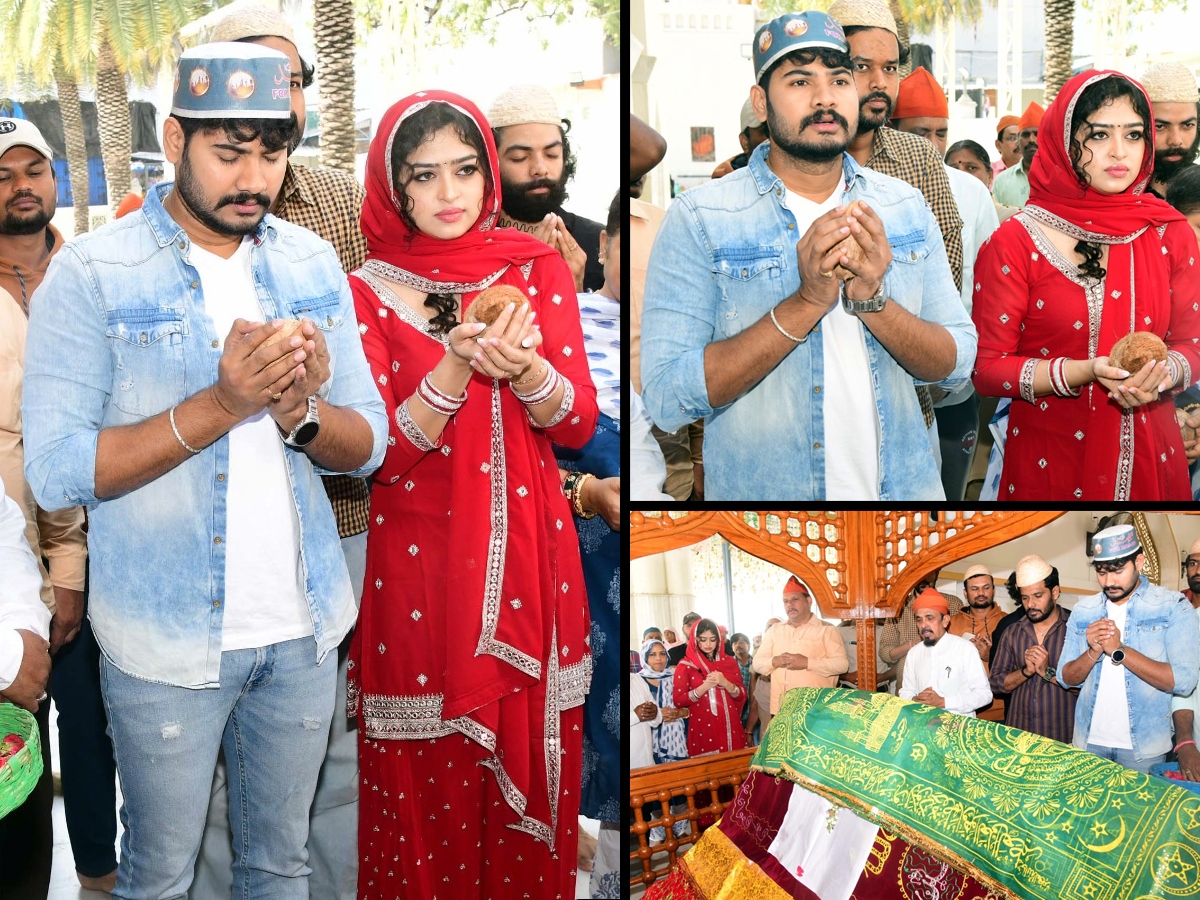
1111,649,1124,664
293,421,320,446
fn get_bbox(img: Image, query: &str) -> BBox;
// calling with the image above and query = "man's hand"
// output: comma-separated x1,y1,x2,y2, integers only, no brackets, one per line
793,207,855,312
634,701,658,722
835,202,893,304
969,630,993,654
1,629,50,712
661,707,687,723
1098,620,1122,655
1084,618,1112,654
1177,407,1200,462
914,688,945,708
212,319,308,421
549,222,588,292
1179,741,1200,782
1024,644,1050,677
772,653,808,671
49,586,85,655
266,319,330,433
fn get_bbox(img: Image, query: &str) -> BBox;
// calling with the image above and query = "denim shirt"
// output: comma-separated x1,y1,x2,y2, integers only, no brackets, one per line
22,183,387,688
640,143,977,500
1058,576,1200,760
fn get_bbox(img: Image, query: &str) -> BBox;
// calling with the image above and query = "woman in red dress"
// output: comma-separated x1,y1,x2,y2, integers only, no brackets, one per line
673,619,747,756
347,90,598,899
972,70,1200,500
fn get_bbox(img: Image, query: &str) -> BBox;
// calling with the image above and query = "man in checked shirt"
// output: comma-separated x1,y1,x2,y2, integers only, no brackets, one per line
192,9,370,900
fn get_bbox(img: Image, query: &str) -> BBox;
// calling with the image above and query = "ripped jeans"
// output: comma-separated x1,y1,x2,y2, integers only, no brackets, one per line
99,637,336,900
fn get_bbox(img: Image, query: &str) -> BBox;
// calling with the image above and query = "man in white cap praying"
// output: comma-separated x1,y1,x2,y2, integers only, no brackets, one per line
1141,61,1199,199
1059,525,1199,772
989,555,1077,743
947,564,1005,719
488,83,604,291
21,40,387,898
898,587,993,717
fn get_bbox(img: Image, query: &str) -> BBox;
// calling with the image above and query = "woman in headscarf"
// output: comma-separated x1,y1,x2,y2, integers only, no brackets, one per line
347,90,598,899
971,70,1200,500
672,619,747,756
639,639,689,766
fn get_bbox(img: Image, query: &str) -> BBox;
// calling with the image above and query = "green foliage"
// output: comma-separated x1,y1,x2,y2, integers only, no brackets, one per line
359,0,618,49
759,0,986,36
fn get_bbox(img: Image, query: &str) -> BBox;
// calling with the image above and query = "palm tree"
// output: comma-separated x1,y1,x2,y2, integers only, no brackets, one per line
313,0,357,173
1042,0,1074,103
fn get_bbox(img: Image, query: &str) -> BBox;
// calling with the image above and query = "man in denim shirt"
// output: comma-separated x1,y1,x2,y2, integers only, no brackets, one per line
640,12,976,500
21,44,386,899
1059,525,1199,773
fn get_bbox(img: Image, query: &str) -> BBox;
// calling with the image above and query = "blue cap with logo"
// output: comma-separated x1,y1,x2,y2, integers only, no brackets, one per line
753,11,850,82
172,42,292,120
1091,524,1141,562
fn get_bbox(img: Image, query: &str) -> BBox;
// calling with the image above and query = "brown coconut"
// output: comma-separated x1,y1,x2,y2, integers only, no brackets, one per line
466,284,530,329
830,200,867,281
1108,331,1168,374
260,318,306,359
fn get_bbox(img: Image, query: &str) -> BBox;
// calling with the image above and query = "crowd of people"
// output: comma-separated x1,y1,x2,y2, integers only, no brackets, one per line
630,0,1200,501
0,5,622,899
631,523,1200,837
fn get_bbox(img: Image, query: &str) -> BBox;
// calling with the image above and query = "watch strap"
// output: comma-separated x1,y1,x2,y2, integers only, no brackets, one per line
841,279,887,313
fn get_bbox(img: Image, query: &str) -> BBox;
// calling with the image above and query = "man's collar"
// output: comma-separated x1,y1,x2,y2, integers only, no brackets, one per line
277,161,311,208
869,126,897,164
748,140,867,197
144,181,271,249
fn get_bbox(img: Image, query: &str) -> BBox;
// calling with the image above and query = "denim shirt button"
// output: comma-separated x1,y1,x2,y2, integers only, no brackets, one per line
217,473,226,482
741,268,748,277
910,252,917,260
788,223,795,230
211,340,219,348
214,536,223,544
191,281,199,289
814,386,821,394
213,600,221,608
178,240,186,250
813,442,821,449
327,316,334,326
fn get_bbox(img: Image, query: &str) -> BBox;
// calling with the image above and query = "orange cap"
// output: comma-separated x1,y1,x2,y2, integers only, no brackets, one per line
892,66,948,119
783,575,806,596
912,586,949,615
996,114,1019,135
1018,101,1044,131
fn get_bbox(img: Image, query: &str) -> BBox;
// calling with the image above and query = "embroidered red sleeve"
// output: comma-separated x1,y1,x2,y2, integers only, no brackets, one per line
971,224,1035,399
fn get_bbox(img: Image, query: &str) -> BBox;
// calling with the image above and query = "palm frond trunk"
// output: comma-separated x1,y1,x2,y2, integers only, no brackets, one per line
96,34,132,216
313,0,357,173
54,62,89,236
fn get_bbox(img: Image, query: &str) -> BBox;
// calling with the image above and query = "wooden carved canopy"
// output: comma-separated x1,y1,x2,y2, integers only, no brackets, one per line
630,510,1066,689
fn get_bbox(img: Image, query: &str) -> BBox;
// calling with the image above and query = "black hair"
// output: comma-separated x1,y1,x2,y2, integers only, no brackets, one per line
490,118,579,186
693,618,721,659
171,115,295,154
757,47,855,94
730,632,749,646
390,102,493,336
1166,164,1200,216
1068,75,1153,281
1093,550,1141,574
604,188,620,237
300,56,314,89
1004,572,1021,603
946,139,991,168
842,25,911,66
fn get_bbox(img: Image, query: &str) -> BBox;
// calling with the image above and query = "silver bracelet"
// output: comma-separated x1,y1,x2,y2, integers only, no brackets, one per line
169,406,201,455
769,305,807,343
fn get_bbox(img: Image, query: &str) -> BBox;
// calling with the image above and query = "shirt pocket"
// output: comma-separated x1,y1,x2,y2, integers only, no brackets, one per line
885,233,930,316
711,250,785,337
1133,617,1169,658
106,308,187,417
287,290,344,332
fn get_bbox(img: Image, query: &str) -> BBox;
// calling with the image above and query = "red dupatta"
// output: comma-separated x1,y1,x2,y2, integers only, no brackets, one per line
1023,70,1190,499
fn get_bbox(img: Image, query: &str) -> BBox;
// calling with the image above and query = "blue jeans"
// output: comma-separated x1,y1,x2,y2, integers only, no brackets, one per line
100,636,337,900
1085,742,1166,775
192,531,366,900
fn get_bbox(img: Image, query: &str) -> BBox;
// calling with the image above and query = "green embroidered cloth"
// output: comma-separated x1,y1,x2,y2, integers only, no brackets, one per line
751,687,1200,900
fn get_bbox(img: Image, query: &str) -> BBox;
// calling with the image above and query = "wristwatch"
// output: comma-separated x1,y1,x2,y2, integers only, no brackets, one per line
282,395,321,447
1110,646,1126,666
1041,664,1057,683
842,278,887,314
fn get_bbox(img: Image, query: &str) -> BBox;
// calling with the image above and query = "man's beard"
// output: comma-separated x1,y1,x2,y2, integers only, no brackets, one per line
1025,600,1055,623
1022,143,1038,168
968,596,994,610
500,172,569,222
1103,580,1136,603
1154,138,1200,183
1188,573,1200,594
0,192,51,235
175,152,271,237
921,634,937,647
767,99,852,163
857,91,893,133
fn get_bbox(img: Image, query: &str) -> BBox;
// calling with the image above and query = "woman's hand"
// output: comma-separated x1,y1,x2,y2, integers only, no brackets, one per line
468,302,542,380
581,475,620,531
1096,357,1170,409
1177,407,1200,462
447,321,488,364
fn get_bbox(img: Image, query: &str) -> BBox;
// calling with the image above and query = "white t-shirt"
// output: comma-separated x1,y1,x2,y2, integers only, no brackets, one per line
783,188,880,500
1087,600,1134,749
188,240,313,652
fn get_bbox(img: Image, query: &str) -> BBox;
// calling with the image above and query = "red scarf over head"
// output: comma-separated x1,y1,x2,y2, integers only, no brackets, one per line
359,90,557,288
680,619,744,685
1024,70,1189,498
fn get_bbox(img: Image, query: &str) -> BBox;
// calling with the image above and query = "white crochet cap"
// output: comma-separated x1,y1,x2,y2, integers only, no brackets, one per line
1015,555,1053,588
828,0,898,35
488,85,561,128
1140,62,1199,104
211,5,297,46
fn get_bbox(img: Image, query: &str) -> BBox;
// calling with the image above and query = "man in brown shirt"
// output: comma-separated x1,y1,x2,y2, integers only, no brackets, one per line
947,564,1007,720
752,577,849,721
193,10,369,900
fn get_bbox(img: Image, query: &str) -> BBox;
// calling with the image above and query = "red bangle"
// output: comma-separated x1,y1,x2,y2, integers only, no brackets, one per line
1176,739,1198,753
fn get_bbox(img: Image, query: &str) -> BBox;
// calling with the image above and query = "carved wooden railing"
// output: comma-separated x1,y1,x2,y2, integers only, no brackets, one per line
630,511,1066,690
628,748,756,892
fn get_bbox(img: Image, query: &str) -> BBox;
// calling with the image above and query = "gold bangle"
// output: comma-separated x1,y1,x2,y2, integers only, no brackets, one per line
571,472,597,519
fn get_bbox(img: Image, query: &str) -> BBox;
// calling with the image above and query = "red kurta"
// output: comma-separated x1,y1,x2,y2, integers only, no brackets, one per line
972,213,1200,500
348,250,598,899
672,660,747,757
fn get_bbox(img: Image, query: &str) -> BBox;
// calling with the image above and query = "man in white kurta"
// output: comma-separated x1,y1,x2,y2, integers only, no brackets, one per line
899,587,993,717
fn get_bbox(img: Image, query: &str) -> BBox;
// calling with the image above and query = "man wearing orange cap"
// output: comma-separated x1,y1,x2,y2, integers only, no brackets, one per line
898,586,993,716
752,576,849,726
892,68,1000,500
993,101,1043,207
993,114,1021,175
